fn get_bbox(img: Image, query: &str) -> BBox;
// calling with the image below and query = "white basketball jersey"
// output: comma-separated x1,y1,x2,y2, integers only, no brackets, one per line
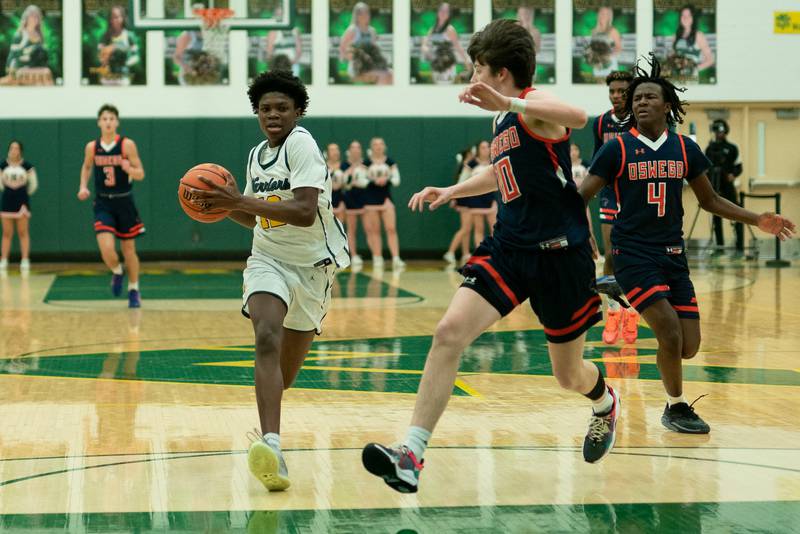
244,127,350,268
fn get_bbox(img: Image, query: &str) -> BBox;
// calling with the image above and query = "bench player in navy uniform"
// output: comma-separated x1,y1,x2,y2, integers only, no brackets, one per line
361,19,621,494
592,70,641,345
78,104,146,308
580,55,795,434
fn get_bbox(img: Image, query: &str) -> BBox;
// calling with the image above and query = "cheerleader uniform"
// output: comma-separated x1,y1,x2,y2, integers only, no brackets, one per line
454,159,495,212
0,159,37,219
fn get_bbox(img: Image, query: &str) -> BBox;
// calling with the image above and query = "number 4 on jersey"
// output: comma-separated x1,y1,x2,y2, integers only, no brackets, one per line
647,182,666,217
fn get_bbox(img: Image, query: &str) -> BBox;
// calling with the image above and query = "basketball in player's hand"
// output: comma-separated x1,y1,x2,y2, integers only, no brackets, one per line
178,163,232,223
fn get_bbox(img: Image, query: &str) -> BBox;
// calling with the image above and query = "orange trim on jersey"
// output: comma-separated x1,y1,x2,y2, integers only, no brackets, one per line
519,87,535,98
468,255,520,307
544,302,600,337
615,136,627,178
517,114,571,143
629,127,639,137
673,305,699,313
597,111,605,140
690,297,697,303
544,143,560,171
629,284,670,309
571,295,601,321
677,134,688,178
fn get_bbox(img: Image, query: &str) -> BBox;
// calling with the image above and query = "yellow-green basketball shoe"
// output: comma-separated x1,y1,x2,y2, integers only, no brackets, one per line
248,441,290,492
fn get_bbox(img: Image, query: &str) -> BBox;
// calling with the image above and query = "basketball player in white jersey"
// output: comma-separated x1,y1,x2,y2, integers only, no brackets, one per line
186,70,349,492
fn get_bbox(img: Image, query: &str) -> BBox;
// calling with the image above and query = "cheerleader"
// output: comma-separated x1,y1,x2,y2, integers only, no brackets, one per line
0,140,38,272
452,140,495,254
443,145,474,264
325,143,347,224
362,137,404,270
342,140,369,268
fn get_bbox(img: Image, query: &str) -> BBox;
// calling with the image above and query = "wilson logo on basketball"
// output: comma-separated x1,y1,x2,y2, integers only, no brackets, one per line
181,188,211,209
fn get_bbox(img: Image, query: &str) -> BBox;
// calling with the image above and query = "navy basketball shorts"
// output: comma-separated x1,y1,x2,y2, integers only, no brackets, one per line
93,196,145,239
612,246,699,319
598,185,618,225
460,238,602,343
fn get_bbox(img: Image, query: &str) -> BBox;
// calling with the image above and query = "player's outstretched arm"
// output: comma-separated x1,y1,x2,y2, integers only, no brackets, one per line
121,139,145,181
408,164,497,212
691,173,796,240
78,141,93,201
459,83,587,129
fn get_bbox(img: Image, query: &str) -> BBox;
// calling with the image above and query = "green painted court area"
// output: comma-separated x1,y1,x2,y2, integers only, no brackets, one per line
0,500,797,533
3,329,799,393
42,270,420,302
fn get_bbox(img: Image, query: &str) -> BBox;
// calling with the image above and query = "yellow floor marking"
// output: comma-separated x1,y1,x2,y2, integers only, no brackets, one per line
454,378,482,397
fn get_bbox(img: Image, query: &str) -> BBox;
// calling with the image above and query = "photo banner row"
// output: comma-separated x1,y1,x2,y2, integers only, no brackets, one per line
0,1,719,87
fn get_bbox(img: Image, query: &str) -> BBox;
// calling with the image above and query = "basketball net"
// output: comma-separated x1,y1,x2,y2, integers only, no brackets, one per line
194,8,233,61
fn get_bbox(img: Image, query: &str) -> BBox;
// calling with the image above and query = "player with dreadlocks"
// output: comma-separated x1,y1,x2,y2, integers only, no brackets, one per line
579,54,795,434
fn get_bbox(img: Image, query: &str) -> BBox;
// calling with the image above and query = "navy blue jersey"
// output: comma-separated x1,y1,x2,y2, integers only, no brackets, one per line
589,128,711,248
490,88,589,250
592,109,631,157
93,135,131,195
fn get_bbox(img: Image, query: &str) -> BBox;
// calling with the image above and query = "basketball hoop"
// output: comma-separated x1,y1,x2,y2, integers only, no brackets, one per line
193,8,234,62
194,8,234,29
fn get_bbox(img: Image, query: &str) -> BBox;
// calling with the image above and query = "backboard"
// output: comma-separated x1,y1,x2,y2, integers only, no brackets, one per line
130,0,294,30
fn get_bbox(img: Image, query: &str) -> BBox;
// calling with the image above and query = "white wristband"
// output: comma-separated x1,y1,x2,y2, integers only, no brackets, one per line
508,97,527,114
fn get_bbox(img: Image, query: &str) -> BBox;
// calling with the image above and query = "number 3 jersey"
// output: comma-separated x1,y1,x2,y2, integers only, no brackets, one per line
243,126,350,268
490,88,590,250
589,128,711,249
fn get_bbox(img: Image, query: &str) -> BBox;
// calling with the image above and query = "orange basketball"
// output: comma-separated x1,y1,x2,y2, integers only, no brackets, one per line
178,163,232,223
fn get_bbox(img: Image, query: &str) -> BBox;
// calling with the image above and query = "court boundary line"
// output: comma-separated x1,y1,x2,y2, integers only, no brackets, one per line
2,445,799,489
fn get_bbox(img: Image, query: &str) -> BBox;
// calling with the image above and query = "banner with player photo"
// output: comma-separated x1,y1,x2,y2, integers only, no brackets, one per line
82,1,146,86
248,0,311,84
0,1,63,86
572,0,635,84
653,0,717,84
329,0,393,85
410,1,473,85
164,15,229,85
492,0,555,84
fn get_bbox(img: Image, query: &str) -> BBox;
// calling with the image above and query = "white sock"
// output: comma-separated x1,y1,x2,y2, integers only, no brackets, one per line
263,432,280,450
404,426,431,460
668,394,686,407
606,296,621,312
128,282,139,291
111,264,123,275
592,388,614,415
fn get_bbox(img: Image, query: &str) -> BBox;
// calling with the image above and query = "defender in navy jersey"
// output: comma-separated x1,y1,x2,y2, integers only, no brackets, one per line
78,104,145,308
362,20,621,495
581,54,795,435
591,70,640,346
